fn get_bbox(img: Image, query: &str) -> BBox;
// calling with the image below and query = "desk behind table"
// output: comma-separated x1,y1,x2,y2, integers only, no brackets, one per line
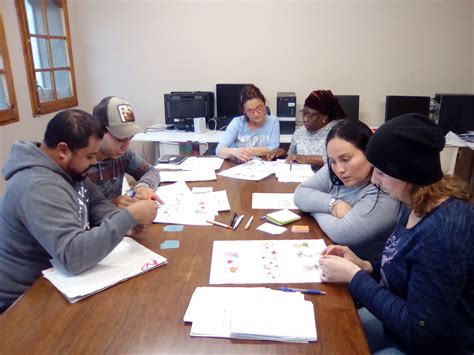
0,161,369,354
132,129,294,160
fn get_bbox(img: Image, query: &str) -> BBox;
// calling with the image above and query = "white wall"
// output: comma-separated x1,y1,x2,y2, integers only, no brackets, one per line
1,0,473,192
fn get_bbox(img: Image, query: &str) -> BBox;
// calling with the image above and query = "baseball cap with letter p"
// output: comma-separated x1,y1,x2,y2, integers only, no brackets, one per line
93,96,144,139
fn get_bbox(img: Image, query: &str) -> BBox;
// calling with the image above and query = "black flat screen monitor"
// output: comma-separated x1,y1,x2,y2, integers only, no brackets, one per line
164,92,213,125
216,83,251,119
437,94,474,134
385,95,430,122
335,95,359,120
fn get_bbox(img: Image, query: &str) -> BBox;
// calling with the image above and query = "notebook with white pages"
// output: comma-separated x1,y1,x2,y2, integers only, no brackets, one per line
229,297,317,343
185,287,317,343
42,237,167,303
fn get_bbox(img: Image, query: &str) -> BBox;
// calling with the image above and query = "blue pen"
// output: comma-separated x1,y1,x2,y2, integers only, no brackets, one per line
126,190,136,198
278,287,326,295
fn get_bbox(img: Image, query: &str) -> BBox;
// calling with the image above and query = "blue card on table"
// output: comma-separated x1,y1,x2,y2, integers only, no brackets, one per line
164,225,184,232
160,240,180,249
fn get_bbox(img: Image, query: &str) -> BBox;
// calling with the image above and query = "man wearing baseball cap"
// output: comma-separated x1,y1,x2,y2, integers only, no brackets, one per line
88,96,162,207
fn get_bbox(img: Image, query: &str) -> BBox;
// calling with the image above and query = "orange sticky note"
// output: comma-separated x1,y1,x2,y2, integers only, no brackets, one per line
291,225,309,233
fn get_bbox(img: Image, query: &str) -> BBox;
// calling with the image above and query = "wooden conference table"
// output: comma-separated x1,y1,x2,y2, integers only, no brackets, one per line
0,160,369,354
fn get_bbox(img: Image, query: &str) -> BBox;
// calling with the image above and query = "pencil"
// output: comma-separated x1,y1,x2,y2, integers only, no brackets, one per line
244,215,254,230
206,219,233,230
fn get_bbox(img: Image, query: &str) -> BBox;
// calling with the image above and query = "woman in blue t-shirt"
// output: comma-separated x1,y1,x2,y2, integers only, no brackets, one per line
318,114,473,354
216,84,280,162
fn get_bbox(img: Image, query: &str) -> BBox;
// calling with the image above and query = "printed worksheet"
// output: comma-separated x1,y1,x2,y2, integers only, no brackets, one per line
217,159,275,181
209,239,326,284
154,182,230,225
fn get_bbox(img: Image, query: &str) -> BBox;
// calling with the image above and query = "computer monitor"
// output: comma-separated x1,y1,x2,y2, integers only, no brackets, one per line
164,92,213,126
216,83,251,119
335,95,359,120
436,94,474,134
385,95,431,122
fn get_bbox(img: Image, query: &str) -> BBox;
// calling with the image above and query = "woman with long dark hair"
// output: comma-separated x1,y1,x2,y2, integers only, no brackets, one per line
216,84,280,162
294,119,401,262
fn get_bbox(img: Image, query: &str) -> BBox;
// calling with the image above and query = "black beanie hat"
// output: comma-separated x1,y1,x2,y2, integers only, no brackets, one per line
365,113,445,186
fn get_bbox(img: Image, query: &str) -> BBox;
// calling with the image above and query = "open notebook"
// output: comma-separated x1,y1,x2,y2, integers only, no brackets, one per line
42,237,167,303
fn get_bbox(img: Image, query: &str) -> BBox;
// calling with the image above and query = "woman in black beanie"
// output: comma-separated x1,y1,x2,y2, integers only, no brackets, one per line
318,114,473,354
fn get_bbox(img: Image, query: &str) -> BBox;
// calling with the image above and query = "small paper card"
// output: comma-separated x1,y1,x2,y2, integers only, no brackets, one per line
164,225,184,232
257,223,287,235
160,240,180,249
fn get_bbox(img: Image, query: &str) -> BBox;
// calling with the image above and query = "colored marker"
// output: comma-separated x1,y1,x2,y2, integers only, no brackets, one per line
206,220,233,230
244,215,254,230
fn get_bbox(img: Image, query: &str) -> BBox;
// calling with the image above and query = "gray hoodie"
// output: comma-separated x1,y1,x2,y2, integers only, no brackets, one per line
0,141,137,312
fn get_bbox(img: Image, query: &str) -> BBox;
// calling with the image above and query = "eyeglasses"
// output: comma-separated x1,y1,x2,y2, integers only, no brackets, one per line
300,109,320,120
244,104,265,115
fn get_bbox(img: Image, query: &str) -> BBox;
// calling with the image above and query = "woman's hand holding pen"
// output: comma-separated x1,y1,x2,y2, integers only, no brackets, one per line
232,147,254,162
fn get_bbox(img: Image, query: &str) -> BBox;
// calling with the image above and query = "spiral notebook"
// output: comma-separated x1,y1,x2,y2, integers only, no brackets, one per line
230,297,317,343
186,287,317,343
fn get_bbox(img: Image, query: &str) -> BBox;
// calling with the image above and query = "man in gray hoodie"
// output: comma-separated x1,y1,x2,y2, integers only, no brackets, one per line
0,109,158,313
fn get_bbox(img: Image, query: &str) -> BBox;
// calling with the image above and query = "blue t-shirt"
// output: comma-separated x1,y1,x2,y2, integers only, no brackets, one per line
215,115,280,156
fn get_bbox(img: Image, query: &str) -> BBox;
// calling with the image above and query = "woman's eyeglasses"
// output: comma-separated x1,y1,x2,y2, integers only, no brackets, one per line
244,104,265,115
300,109,320,120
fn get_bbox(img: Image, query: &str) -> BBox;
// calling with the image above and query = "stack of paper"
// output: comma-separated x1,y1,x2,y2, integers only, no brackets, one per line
154,181,230,225
185,287,317,343
42,238,167,303
266,209,301,225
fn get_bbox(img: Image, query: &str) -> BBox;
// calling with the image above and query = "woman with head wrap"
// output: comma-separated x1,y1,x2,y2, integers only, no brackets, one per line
267,89,346,166
318,114,473,354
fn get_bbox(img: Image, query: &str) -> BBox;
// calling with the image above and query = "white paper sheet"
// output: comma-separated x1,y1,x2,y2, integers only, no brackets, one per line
209,239,326,284
256,222,287,235
159,169,216,182
251,193,298,209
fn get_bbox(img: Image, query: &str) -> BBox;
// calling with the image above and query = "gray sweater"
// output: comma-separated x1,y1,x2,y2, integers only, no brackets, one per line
0,141,137,312
294,165,401,262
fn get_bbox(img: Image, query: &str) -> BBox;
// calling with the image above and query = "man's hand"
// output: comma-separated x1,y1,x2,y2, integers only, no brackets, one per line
126,200,159,225
134,186,164,205
112,194,137,208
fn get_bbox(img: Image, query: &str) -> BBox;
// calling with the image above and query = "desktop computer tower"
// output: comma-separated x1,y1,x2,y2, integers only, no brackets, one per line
277,92,296,134
277,92,296,117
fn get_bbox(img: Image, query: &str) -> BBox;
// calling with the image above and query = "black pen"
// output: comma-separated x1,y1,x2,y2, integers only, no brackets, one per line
278,287,326,295
230,213,237,227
